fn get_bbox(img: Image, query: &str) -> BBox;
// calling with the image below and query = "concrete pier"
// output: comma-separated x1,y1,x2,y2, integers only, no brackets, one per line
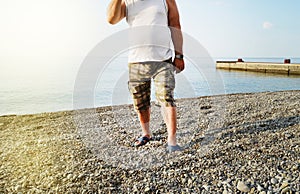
216,59,300,75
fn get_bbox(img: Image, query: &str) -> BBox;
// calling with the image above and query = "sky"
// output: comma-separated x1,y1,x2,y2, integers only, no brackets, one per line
0,0,300,77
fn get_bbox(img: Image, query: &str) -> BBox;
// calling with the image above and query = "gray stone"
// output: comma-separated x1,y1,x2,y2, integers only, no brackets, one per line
271,178,278,184
237,181,250,192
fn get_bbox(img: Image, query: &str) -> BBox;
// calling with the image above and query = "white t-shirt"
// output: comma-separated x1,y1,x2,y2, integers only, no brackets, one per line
125,0,173,63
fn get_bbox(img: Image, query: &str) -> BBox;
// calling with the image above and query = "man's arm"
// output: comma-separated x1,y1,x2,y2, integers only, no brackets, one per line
167,0,184,73
107,0,126,24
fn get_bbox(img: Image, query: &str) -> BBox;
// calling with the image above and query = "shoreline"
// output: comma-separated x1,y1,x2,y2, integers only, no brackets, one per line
1,89,299,118
1,90,299,193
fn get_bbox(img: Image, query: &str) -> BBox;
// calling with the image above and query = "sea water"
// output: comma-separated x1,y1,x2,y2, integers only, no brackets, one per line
1,57,300,116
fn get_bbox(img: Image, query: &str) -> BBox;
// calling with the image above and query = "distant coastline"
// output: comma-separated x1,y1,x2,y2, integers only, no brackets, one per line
216,58,300,75
214,57,300,64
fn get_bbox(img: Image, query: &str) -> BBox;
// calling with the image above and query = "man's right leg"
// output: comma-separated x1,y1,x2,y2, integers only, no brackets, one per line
137,108,151,138
129,81,152,146
128,63,152,146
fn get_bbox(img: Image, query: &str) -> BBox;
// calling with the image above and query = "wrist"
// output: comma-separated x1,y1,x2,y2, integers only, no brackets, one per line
175,54,184,60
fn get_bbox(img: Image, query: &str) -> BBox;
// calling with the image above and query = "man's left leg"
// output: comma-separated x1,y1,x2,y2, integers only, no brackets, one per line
161,106,177,146
153,61,181,151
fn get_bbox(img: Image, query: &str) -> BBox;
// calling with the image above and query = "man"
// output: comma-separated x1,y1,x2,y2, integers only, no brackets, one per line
107,0,185,152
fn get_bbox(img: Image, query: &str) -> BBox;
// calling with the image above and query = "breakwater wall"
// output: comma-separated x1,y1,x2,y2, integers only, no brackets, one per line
216,59,300,75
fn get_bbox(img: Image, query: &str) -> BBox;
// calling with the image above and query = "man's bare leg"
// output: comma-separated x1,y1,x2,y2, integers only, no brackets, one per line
137,108,151,138
161,106,177,146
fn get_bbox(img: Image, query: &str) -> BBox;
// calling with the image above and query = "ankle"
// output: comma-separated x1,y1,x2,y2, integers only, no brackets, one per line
143,134,151,138
168,137,177,146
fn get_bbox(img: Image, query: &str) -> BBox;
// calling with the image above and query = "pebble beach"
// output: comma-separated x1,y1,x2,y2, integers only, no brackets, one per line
0,90,299,193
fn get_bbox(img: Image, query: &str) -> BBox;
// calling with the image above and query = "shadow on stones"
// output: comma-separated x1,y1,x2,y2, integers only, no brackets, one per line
188,115,300,150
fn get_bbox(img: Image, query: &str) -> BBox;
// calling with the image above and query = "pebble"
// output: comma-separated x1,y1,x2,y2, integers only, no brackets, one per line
271,178,278,184
202,184,210,191
15,185,21,191
222,189,229,194
67,174,73,180
133,185,138,192
257,184,264,191
281,186,291,194
237,181,250,192
144,187,151,192
250,188,255,193
187,179,193,186
280,181,289,190
286,174,293,181
103,121,109,124
292,165,299,171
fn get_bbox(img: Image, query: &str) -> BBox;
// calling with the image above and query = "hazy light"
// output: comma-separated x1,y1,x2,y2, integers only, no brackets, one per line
263,21,273,30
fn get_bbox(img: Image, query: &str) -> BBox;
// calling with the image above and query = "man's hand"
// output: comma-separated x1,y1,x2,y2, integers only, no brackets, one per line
173,58,185,73
107,0,126,24
167,0,184,74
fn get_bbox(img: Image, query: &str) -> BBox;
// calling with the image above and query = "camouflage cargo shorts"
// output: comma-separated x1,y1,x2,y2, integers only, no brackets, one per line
128,59,176,111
